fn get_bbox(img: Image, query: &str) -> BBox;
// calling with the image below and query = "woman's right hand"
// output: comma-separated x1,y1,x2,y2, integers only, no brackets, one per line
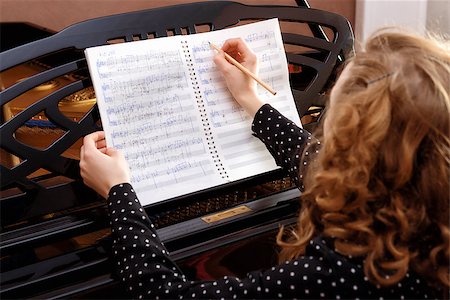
213,38,266,117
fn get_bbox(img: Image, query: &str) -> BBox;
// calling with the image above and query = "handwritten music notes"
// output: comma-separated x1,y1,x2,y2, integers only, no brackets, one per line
85,19,302,206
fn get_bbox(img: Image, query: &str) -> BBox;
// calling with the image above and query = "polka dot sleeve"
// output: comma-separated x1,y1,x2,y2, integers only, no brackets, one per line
252,104,318,190
108,183,185,299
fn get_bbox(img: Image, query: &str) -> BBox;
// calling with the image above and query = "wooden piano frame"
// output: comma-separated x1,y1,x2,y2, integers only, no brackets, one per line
0,1,353,298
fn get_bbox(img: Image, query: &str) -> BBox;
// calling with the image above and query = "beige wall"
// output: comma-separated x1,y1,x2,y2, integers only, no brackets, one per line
355,0,448,44
0,0,355,33
427,0,449,36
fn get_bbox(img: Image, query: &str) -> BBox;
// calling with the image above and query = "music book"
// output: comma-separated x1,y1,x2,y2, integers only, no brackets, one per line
85,18,302,206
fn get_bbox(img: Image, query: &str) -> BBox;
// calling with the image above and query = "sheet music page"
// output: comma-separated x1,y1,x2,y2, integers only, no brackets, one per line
85,36,225,205
187,19,302,181
85,18,301,205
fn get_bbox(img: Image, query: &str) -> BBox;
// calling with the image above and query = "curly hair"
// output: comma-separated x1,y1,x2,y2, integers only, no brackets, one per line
277,28,450,291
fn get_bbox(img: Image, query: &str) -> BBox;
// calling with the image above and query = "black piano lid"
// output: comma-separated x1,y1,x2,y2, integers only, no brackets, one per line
0,1,354,298
0,0,353,227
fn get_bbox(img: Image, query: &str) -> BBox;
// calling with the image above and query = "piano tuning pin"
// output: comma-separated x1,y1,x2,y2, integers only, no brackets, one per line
223,195,229,205
215,197,221,210
195,202,201,215
200,201,208,212
272,179,279,190
267,180,274,191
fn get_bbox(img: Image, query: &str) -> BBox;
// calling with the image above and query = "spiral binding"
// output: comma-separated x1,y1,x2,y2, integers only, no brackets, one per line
181,40,229,180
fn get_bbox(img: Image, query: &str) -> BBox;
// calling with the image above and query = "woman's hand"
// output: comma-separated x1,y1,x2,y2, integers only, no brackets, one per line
213,38,265,117
79,131,130,198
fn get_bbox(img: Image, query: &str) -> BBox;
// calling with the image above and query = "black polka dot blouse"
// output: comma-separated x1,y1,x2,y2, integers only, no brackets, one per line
107,104,439,299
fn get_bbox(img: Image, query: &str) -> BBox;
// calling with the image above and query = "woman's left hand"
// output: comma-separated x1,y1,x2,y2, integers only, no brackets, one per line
79,131,131,198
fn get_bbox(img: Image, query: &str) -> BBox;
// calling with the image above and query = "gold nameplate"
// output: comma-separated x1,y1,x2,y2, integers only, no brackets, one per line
201,205,252,223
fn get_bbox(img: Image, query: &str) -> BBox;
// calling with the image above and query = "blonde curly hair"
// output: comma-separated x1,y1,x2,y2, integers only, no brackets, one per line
277,28,450,291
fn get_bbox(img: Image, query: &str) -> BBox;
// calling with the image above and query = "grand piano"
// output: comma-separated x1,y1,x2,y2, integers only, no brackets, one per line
0,1,353,298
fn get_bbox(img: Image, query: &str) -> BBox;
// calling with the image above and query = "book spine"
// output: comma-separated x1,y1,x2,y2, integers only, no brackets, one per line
181,40,229,180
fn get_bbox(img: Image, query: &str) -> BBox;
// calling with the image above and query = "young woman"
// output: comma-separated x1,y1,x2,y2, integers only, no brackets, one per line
80,28,449,299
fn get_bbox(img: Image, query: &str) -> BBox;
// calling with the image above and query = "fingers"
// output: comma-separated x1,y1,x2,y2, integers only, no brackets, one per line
79,145,85,170
79,145,87,183
213,38,258,75
222,38,250,53
83,131,106,151
96,138,106,150
83,131,105,148
106,147,120,157
81,131,109,165
221,38,256,63
213,51,233,73
90,130,105,141
82,132,118,160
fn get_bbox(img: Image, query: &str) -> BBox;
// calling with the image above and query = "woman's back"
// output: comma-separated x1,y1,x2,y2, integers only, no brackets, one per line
278,28,450,297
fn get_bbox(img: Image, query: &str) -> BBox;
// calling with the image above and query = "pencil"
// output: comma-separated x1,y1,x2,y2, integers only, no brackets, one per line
209,42,277,95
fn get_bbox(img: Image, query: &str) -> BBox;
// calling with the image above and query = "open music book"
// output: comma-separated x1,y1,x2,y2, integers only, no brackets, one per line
85,19,302,206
